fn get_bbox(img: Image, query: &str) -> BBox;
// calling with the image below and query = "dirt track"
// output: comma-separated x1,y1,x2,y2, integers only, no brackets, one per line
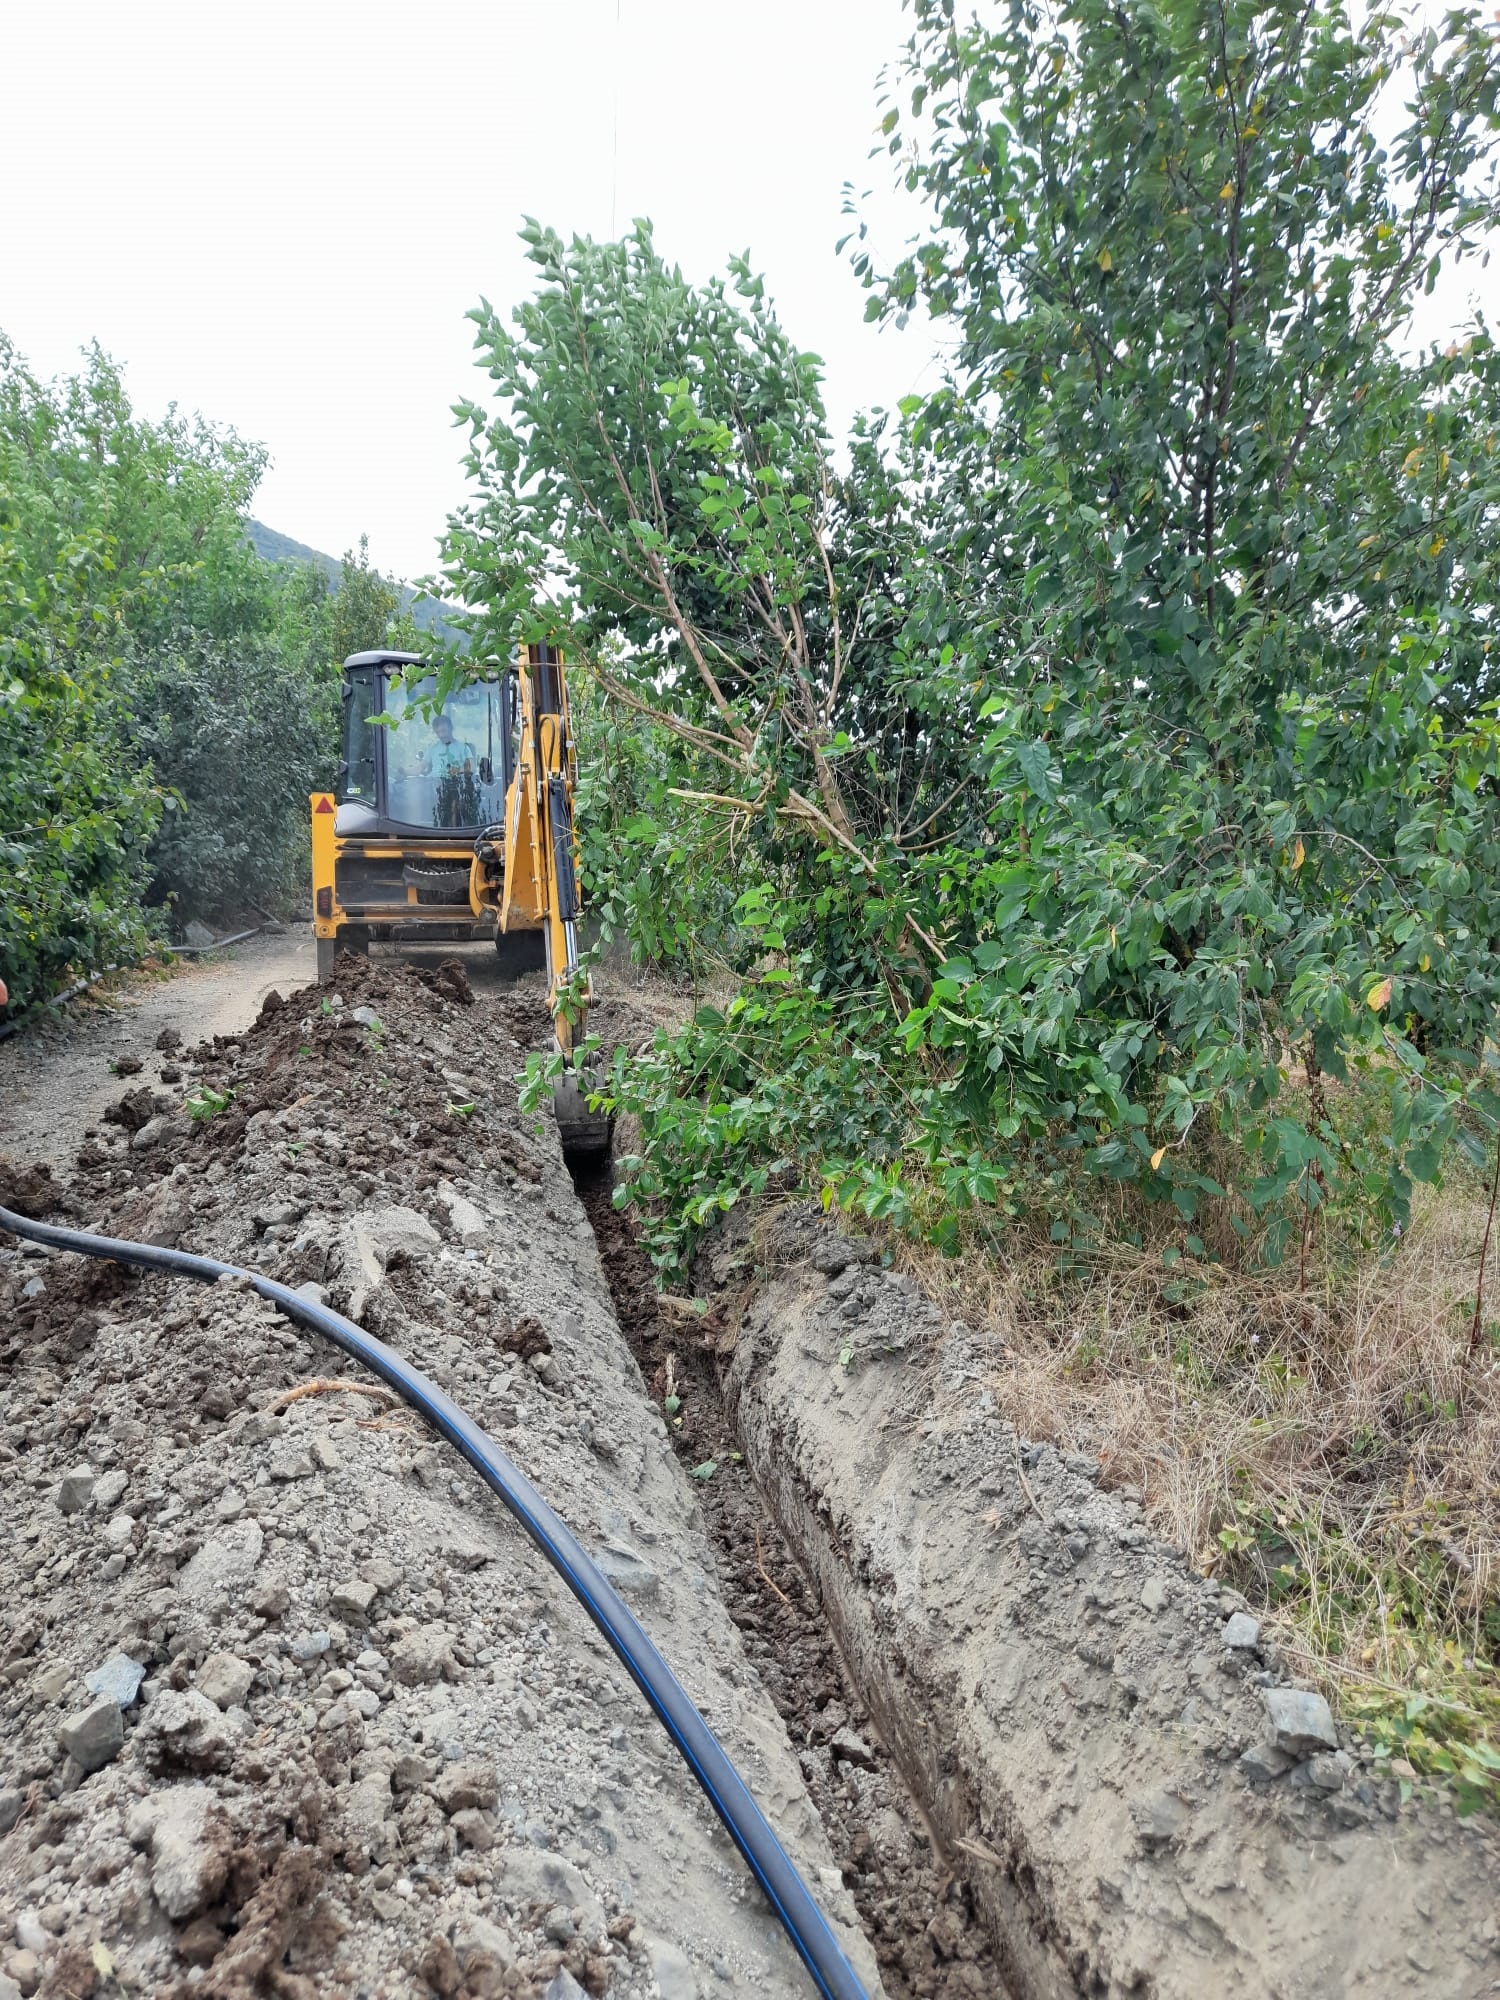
0,932,319,1175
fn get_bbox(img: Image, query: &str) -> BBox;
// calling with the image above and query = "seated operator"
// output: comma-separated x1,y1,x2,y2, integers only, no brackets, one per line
416,711,481,828
416,711,477,778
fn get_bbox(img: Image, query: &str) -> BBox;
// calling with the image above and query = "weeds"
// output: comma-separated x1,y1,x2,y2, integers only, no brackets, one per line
886,1170,1500,1812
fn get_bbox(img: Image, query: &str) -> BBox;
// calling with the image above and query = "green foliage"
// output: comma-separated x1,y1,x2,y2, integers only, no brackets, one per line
0,334,433,1015
0,338,169,1010
125,624,338,915
451,0,1500,1285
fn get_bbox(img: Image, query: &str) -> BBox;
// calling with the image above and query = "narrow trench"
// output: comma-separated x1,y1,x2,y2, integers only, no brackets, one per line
569,1157,1005,2000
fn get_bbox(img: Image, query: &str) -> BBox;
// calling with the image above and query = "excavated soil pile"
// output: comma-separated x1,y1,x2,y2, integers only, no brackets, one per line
714,1205,1500,2000
0,958,880,2000
574,1167,1002,2000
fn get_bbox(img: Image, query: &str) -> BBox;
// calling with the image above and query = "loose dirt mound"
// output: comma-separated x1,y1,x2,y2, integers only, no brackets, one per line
0,955,878,2000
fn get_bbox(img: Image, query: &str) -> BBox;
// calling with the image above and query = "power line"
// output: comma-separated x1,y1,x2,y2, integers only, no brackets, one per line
611,0,621,239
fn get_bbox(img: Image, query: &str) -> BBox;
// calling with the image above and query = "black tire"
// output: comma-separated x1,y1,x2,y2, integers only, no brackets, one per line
494,928,548,980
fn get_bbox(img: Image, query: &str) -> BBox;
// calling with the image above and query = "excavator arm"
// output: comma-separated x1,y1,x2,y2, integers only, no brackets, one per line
500,643,610,1157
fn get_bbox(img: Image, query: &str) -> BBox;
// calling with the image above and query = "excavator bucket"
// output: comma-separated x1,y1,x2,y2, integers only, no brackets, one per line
552,1071,612,1160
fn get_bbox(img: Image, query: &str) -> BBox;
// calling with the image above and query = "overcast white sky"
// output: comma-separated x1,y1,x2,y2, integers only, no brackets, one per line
4,3,1492,588
3,1,931,584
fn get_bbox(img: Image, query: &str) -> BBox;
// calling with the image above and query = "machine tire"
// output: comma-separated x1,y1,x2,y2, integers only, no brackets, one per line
494,928,548,980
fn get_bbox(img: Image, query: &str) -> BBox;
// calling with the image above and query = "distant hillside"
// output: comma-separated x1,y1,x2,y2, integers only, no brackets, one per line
246,518,468,649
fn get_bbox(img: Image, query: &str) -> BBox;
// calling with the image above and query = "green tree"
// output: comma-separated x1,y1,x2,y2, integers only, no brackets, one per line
455,2,1500,1275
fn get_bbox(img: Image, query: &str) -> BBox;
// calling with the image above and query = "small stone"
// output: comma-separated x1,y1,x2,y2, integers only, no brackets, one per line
360,1557,401,1595
1130,1788,1188,1848
33,1661,74,1704
450,1808,497,1851
1263,1686,1338,1757
183,920,216,949
391,1753,436,1792
420,1935,463,1997
1139,1576,1170,1614
0,1791,22,1835
391,1626,453,1687
811,1235,872,1274
196,1653,256,1710
85,1652,147,1709
3,1953,38,1998
137,1784,231,1918
269,1445,315,1481
1238,1741,1292,1783
594,1542,659,1600
331,1576,377,1620
134,1688,235,1773
453,1912,516,1978
437,1179,489,1247
830,1727,877,1770
351,1006,381,1028
543,1904,576,1943
58,1694,124,1773
1223,1611,1261,1651
253,1201,306,1235
12,1915,45,1956
252,1577,290,1619
289,1630,332,1664
1306,1751,1348,1793
93,1469,129,1511
131,1114,170,1150
56,1465,95,1514
103,1511,136,1549
309,1434,340,1471
543,1972,589,2000
177,1519,264,1607
435,1761,498,1813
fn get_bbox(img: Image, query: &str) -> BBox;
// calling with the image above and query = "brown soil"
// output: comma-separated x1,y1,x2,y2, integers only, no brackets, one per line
572,1160,1005,2000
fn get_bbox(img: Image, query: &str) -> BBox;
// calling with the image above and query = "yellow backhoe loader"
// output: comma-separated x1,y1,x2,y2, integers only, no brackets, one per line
309,643,608,1154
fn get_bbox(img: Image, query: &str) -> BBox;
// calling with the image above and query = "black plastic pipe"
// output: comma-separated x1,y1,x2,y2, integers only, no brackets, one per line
0,1203,870,2000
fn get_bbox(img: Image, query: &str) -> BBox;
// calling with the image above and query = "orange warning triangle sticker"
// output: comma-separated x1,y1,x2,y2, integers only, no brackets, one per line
314,798,335,814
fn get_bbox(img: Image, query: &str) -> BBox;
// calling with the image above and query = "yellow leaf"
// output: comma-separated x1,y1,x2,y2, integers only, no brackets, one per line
91,1943,115,1979
1109,924,1118,947
1368,976,1393,1011
1292,838,1305,870
1358,534,1378,548
1419,952,1431,972
1219,182,1234,200
1150,1146,1167,1171
1097,247,1112,272
1429,535,1445,557
1402,447,1425,475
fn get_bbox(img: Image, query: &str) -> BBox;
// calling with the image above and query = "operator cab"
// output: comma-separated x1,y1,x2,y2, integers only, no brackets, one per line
335,650,517,839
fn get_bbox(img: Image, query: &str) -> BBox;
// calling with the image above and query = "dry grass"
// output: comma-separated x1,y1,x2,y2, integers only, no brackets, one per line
893,1178,1500,1803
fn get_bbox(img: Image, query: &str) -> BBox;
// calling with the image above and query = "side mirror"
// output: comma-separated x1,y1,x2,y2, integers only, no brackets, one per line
479,757,494,786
